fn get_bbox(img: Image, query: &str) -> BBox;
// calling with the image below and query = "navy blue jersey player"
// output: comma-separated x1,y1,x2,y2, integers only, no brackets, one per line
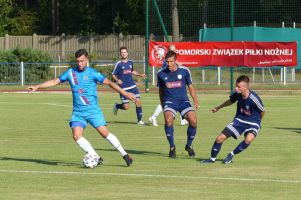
157,51,200,158
112,46,147,124
27,49,134,167
202,75,265,164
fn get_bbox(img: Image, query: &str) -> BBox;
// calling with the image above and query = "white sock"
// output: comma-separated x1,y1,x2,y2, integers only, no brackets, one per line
152,104,163,118
106,133,127,156
76,137,98,155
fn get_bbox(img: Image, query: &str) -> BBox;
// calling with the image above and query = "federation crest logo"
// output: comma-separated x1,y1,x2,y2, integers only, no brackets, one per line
151,45,168,66
177,74,182,80
83,76,88,80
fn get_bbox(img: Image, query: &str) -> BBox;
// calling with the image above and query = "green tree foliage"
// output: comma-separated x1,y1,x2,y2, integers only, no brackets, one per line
0,0,37,36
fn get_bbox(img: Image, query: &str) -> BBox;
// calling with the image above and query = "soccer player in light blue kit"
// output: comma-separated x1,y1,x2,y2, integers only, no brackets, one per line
112,46,147,125
157,51,200,158
27,49,134,166
202,75,265,164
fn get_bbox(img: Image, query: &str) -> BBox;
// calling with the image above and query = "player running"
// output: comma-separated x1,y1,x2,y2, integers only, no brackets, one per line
26,49,134,167
112,46,147,125
157,50,200,158
202,75,265,164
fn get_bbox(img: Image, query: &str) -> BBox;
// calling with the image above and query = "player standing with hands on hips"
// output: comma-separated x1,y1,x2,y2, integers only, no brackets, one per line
157,50,200,158
202,75,265,164
27,49,134,166
112,46,147,125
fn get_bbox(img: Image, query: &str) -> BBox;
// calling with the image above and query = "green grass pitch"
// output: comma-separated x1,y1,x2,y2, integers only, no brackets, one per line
0,92,300,200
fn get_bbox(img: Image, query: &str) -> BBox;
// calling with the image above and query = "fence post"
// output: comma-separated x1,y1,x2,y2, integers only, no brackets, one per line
252,68,255,83
262,68,265,82
20,61,24,86
202,69,205,82
119,33,124,48
5,34,9,50
217,67,221,85
89,35,94,53
32,33,37,49
283,67,287,85
61,33,66,60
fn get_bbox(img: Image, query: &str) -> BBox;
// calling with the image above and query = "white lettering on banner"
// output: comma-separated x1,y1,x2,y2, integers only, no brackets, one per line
264,49,293,56
177,49,211,56
245,49,263,55
212,49,244,56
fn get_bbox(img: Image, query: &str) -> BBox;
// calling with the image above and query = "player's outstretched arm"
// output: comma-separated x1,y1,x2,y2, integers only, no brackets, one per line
187,84,200,110
103,78,136,101
26,78,61,92
132,70,147,79
211,99,234,113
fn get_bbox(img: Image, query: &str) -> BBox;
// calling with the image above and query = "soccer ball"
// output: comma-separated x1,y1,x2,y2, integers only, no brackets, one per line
82,154,99,168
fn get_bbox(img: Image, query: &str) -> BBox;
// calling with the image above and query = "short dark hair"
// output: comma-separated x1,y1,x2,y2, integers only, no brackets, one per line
75,49,88,58
165,50,177,60
119,46,128,52
236,75,249,84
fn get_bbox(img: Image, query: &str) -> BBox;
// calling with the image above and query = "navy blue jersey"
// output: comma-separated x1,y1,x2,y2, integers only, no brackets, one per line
112,60,136,90
229,90,265,125
157,66,192,104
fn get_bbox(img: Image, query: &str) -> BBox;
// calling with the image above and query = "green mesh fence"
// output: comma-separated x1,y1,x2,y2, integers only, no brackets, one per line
149,0,301,41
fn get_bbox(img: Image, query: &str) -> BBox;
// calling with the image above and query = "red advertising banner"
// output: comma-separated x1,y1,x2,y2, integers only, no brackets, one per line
149,41,297,67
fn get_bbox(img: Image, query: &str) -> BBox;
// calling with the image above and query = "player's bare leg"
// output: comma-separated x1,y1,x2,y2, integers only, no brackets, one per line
96,126,133,166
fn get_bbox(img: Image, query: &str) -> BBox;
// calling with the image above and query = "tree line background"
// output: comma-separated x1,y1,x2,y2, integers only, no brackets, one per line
1,0,301,37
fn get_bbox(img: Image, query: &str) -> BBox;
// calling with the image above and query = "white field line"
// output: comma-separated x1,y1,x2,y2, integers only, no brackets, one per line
0,169,300,184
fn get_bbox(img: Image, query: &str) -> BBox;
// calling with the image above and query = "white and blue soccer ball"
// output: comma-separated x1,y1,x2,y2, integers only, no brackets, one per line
82,154,99,168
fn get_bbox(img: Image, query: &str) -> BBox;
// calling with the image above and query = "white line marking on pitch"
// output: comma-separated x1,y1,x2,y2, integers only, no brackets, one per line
0,169,300,184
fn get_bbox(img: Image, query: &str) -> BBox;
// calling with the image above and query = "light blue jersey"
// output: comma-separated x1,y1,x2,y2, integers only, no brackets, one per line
59,66,105,114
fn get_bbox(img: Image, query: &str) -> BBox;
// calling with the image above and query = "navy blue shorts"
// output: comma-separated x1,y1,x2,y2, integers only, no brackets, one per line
163,101,195,118
120,86,140,104
222,118,261,139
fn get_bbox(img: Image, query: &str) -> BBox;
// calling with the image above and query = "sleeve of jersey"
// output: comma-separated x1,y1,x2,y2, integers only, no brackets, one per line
229,91,238,103
185,68,193,85
112,63,119,75
95,72,106,83
58,69,70,83
253,95,265,112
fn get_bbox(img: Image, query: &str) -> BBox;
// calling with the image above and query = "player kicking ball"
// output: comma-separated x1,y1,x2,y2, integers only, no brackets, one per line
27,49,134,167
202,75,265,164
157,51,200,158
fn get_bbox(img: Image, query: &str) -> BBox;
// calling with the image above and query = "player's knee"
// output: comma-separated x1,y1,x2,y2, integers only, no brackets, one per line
215,135,226,143
73,134,81,141
189,119,197,127
123,104,129,110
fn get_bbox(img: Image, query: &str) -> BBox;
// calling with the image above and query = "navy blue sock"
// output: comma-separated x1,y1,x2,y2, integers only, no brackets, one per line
136,107,143,122
186,125,196,147
165,125,175,148
211,141,222,159
116,103,124,109
233,141,249,155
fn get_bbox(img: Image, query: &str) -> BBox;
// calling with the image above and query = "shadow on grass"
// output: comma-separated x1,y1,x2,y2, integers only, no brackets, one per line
0,157,80,166
273,127,301,134
107,121,151,126
96,148,166,157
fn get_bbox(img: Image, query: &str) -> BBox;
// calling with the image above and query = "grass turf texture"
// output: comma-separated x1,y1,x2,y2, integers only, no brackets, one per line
0,92,300,200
